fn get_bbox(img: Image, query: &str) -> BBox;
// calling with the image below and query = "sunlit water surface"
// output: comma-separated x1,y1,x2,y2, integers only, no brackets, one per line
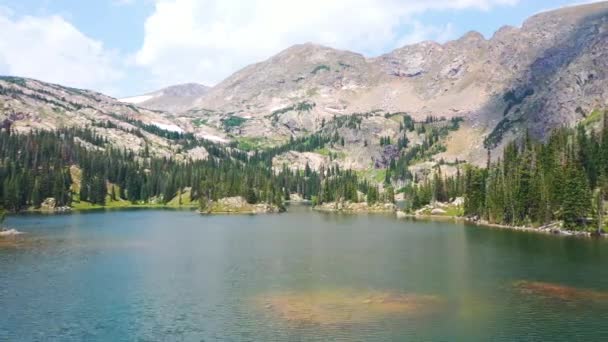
1,205,608,341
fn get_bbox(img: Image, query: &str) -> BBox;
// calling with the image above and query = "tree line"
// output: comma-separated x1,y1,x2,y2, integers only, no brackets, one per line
402,113,608,232
0,126,389,213
463,122,608,231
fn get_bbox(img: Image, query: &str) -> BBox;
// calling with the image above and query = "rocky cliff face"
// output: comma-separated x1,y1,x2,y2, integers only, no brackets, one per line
188,2,608,161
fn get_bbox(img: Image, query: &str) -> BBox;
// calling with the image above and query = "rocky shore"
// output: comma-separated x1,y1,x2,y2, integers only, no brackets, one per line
198,196,283,214
314,201,397,213
466,219,606,238
396,210,606,238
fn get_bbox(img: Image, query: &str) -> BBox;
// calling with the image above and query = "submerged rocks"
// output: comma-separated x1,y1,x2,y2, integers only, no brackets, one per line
513,280,608,302
255,289,444,326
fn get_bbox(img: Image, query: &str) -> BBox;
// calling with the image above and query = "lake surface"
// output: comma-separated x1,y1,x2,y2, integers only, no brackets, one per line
2,205,608,341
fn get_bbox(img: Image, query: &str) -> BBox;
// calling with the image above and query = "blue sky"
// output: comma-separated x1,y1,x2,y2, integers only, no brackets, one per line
0,0,601,97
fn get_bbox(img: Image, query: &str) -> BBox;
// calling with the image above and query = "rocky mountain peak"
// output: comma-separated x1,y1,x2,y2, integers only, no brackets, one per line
120,82,209,112
161,83,209,97
185,1,608,165
3,1,608,174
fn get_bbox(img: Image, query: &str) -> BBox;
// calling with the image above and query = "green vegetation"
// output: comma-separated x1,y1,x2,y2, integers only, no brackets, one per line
0,81,93,111
582,109,604,126
357,169,387,184
407,114,608,231
314,147,346,160
311,65,330,74
380,136,392,146
502,88,534,116
406,167,465,210
126,104,140,113
328,114,363,130
235,137,278,151
0,128,283,212
484,116,524,149
268,101,316,122
0,76,27,87
191,118,208,127
0,126,389,214
222,116,247,128
466,121,608,231
387,117,462,182
483,88,535,148
295,101,315,111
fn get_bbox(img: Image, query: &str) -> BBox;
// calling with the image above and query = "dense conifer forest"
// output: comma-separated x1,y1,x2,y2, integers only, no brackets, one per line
0,125,376,213
408,115,608,231
2,111,608,232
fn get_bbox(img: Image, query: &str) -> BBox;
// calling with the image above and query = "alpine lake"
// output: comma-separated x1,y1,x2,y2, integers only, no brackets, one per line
1,204,608,341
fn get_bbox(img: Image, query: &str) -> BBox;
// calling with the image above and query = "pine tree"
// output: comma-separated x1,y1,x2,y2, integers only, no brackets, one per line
562,161,591,229
245,187,258,204
32,179,42,208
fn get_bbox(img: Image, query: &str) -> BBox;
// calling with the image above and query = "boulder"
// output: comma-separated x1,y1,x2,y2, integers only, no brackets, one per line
40,198,56,211
431,208,447,215
0,229,23,236
452,197,465,206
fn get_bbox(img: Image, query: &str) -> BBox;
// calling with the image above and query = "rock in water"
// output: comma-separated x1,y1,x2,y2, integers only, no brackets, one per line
0,229,23,236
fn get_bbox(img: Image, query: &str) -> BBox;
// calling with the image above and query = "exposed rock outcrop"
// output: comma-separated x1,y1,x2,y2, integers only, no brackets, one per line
199,196,282,214
314,201,396,213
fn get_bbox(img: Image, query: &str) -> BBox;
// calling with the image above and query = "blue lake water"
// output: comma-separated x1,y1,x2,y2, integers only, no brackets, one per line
1,206,608,341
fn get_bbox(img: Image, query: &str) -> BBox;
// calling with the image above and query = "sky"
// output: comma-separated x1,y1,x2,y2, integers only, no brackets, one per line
0,0,603,97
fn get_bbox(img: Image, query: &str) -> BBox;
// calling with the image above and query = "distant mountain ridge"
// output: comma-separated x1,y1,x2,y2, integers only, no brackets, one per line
2,1,608,175
121,83,209,112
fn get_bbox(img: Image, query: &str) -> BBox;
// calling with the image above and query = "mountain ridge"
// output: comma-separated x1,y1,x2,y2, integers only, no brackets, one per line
2,1,608,178
120,83,210,112
182,1,608,164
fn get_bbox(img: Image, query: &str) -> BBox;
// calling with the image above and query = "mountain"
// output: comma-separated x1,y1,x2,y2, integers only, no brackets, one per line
0,76,225,159
121,83,209,112
2,2,608,180
189,1,608,163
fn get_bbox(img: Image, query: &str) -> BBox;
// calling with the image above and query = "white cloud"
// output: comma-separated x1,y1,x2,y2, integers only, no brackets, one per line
0,12,123,93
134,0,519,87
112,0,137,5
536,0,606,14
397,21,456,46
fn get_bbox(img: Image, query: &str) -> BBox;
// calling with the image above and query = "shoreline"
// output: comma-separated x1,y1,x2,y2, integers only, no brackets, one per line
5,205,607,238
24,204,199,214
312,207,396,214
399,212,607,238
312,201,397,214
